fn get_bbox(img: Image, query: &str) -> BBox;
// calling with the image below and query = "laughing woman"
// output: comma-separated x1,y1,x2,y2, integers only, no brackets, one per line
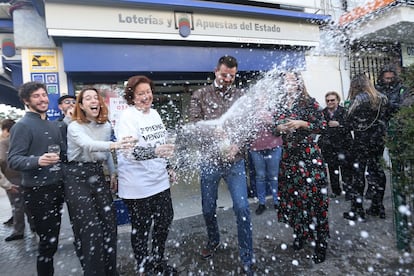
115,75,176,275
65,87,131,275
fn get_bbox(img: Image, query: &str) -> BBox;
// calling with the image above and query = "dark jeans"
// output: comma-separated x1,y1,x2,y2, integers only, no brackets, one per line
64,162,118,276
123,189,174,272
23,184,64,276
200,160,253,266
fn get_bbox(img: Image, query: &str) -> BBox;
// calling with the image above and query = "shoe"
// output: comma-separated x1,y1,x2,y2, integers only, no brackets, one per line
343,208,365,222
366,205,379,216
5,233,24,242
329,193,338,199
367,205,386,219
255,204,266,215
200,242,221,259
241,263,256,276
312,241,327,264
379,205,386,219
3,216,13,226
153,262,178,276
292,237,304,251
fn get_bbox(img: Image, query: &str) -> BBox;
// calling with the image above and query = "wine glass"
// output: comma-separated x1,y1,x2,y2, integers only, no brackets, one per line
48,144,61,171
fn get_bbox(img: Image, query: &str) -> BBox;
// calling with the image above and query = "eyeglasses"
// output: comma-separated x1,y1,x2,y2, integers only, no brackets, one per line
326,99,336,103
62,100,76,104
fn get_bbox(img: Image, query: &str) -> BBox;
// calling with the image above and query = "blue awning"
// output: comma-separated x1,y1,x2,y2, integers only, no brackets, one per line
0,19,13,33
62,42,305,73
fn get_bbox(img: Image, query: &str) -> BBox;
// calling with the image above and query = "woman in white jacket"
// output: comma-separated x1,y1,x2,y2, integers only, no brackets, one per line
115,75,176,275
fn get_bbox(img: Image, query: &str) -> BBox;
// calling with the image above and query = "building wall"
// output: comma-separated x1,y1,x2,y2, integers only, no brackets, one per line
303,55,349,106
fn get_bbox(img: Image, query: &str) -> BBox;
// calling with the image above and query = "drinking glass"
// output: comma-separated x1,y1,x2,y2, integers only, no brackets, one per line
48,144,61,171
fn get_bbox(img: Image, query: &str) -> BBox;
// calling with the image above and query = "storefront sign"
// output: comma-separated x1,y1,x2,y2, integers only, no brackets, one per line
29,49,60,120
45,3,319,46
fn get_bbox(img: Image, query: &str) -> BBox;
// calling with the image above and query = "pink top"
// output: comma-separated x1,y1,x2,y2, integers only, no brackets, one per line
250,128,283,151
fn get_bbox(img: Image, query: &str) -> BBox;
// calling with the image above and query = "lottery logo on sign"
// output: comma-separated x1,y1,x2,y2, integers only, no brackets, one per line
175,12,193,38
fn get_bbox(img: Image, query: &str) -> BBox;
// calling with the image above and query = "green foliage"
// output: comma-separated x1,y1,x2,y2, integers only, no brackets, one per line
386,105,414,195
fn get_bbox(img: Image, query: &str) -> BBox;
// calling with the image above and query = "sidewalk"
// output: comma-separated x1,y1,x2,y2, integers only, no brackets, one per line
0,175,413,275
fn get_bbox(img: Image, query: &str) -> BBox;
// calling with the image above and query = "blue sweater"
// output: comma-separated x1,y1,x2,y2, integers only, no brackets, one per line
8,112,65,187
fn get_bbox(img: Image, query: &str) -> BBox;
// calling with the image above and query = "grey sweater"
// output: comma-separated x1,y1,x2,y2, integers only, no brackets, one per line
8,112,65,187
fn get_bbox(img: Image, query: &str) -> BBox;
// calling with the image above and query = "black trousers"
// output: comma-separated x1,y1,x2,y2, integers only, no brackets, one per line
63,162,118,276
124,189,174,272
321,148,353,196
23,184,64,276
351,143,386,206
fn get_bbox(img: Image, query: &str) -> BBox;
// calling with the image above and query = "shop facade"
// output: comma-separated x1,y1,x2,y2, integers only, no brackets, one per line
11,0,330,122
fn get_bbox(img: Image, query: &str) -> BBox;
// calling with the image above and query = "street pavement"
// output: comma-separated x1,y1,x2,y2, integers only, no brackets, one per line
0,173,413,275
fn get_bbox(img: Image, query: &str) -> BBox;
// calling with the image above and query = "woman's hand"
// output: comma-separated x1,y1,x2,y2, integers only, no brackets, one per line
111,136,138,151
110,174,118,192
284,119,308,130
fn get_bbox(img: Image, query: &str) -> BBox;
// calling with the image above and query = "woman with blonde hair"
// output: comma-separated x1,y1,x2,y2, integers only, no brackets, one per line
343,73,388,221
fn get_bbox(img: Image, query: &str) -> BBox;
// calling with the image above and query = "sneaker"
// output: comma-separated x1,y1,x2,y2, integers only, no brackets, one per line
3,216,13,226
5,233,24,242
255,204,266,215
200,242,221,259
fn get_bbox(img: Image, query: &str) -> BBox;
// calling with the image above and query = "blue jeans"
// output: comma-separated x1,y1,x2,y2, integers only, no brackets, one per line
200,159,253,266
250,146,282,205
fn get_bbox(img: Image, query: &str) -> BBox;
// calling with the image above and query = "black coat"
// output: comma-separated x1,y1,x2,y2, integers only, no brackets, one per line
318,105,353,154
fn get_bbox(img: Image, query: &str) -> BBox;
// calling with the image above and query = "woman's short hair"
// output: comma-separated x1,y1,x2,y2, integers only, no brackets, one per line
124,75,154,105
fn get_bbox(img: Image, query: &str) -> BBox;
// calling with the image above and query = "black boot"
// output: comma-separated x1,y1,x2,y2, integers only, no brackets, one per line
367,204,385,219
343,202,365,221
292,237,304,251
312,241,327,264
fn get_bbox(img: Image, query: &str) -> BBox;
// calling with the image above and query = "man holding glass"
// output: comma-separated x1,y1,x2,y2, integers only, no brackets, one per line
8,81,65,276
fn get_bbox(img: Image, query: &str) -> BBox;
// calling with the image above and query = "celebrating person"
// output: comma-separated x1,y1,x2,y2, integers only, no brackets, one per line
343,73,388,220
273,71,329,263
188,55,254,274
318,91,354,199
65,87,132,275
115,75,177,275
8,81,66,275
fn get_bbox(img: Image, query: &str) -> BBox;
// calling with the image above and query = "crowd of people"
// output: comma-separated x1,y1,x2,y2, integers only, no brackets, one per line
0,55,411,275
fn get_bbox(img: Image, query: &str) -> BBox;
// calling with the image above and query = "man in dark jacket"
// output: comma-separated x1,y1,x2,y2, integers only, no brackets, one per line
376,64,409,120
8,81,65,276
318,91,353,200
